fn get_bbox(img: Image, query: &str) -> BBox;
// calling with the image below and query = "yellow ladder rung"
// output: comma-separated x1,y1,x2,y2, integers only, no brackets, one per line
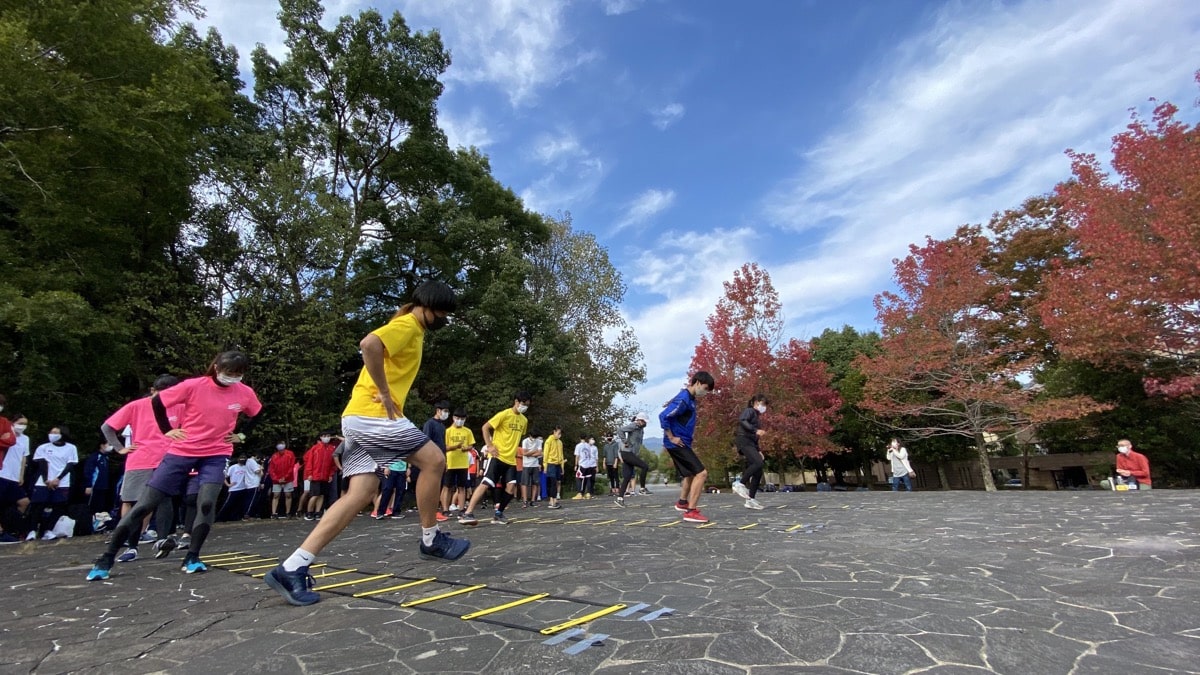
252,564,325,579
400,584,487,608
353,577,437,598
786,524,805,532
227,560,281,573
540,604,627,635
565,519,591,524
591,519,617,526
624,520,647,527
738,523,758,530
658,521,680,528
213,557,276,567
697,522,716,529
460,593,549,620
312,573,392,592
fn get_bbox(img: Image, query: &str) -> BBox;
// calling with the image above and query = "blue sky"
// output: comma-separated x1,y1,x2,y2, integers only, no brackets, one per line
199,0,1200,435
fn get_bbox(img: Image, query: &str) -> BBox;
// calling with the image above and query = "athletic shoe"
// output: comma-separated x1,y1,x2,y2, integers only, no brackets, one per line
571,494,584,500
682,509,709,523
0,533,19,544
491,511,508,525
674,499,689,512
303,513,315,521
87,555,114,581
315,513,323,521
458,511,478,526
384,509,394,517
448,505,460,513
584,494,594,500
181,555,207,574
153,536,177,559
744,498,765,510
732,481,750,499
140,529,158,543
178,533,191,544
265,565,320,606
117,547,138,563
373,512,388,521
638,488,652,495
435,511,448,522
419,531,471,561
25,531,36,541
547,503,562,510
41,532,56,541
614,497,626,508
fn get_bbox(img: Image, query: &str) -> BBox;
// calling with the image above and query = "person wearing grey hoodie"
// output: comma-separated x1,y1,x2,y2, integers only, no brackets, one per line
614,412,652,507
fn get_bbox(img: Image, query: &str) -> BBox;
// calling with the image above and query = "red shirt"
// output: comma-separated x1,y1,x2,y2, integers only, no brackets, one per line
0,416,13,464
303,442,337,482
268,449,297,483
1116,450,1152,485
105,397,183,471
157,376,262,458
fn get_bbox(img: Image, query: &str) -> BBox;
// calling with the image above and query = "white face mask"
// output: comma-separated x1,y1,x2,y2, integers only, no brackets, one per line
517,404,528,414
48,433,62,443
276,444,286,451
216,373,243,385
14,424,26,434
694,387,709,398
320,436,331,444
1117,446,1131,454
754,404,767,414
453,418,465,427
438,410,449,420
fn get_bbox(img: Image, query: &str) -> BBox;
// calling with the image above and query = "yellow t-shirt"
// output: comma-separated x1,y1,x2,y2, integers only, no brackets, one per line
486,407,527,465
444,426,475,470
342,314,424,418
542,435,564,466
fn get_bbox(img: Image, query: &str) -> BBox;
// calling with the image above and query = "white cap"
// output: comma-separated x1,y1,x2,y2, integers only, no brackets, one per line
634,412,649,422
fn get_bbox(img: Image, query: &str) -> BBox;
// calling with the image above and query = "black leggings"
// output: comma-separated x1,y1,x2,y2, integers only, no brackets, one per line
106,483,220,559
618,451,649,496
125,493,178,547
735,438,764,498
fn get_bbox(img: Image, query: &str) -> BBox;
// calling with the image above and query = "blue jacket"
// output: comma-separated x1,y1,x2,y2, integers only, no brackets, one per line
659,388,698,449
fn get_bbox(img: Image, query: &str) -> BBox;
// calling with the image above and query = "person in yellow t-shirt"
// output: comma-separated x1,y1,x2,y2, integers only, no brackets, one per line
457,391,531,526
441,407,476,517
265,281,470,608
541,426,565,509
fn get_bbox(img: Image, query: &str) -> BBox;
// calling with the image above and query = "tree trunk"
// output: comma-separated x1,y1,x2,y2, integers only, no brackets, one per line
975,432,997,491
1022,443,1030,490
937,462,949,490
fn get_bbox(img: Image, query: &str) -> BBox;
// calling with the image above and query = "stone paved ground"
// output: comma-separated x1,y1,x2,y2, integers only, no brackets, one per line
2,489,1199,675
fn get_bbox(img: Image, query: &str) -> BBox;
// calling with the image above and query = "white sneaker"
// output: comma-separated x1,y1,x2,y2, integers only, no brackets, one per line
42,532,57,541
732,481,750,499
26,531,37,541
448,505,460,513
744,498,764,510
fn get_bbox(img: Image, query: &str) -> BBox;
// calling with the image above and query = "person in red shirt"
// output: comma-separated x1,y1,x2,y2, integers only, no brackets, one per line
0,393,16,466
1115,439,1152,490
268,442,298,518
302,433,338,520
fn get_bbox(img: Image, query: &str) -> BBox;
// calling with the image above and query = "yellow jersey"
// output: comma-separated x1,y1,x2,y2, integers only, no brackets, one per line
542,434,564,466
486,407,527,465
342,313,423,418
444,425,475,470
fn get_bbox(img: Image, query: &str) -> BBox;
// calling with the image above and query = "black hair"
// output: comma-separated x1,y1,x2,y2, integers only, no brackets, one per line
690,371,716,389
513,390,532,403
394,280,458,319
748,393,770,406
453,408,468,418
205,350,250,377
435,400,451,410
152,374,180,391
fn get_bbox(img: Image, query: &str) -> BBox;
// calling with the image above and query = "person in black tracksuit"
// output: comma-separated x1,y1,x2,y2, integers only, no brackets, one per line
731,394,768,510
614,412,652,507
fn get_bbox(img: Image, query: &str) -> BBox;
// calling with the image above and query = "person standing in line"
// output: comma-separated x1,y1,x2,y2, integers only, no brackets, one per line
519,431,543,507
264,281,468,606
219,457,250,522
303,433,338,520
1114,439,1152,489
268,441,297,518
30,426,79,540
731,394,769,510
573,436,598,499
457,392,531,526
660,371,716,523
373,457,408,519
242,453,264,519
421,400,450,518
602,434,621,496
614,413,651,507
87,351,262,579
0,414,32,543
886,439,914,492
542,426,564,510
441,408,475,517
0,394,15,469
83,441,116,522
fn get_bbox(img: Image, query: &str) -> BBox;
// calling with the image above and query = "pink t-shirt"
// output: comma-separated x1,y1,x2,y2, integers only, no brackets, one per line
105,397,182,471
158,376,262,458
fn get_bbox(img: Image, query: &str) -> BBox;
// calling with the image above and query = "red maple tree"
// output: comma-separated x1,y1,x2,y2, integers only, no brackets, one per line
687,263,841,478
1042,79,1200,398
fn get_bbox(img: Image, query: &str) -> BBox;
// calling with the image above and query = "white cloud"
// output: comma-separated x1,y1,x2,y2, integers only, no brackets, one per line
759,0,1200,330
602,0,645,16
615,188,676,231
439,107,494,150
532,131,585,165
650,102,685,130
520,157,608,214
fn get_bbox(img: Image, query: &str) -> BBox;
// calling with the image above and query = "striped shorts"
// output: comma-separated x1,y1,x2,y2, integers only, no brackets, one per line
340,415,431,477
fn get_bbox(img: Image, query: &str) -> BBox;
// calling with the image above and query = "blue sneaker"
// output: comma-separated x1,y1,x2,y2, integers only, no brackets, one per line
265,565,320,606
181,555,207,574
116,547,138,563
87,554,114,581
419,530,470,561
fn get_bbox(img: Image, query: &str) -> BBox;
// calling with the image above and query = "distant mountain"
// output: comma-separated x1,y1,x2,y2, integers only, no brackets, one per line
643,436,663,451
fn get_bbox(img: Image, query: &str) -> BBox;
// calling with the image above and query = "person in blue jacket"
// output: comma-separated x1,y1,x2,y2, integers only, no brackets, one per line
659,371,716,523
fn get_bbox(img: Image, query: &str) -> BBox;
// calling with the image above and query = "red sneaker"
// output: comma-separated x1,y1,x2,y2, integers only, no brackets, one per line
674,500,689,512
435,512,448,522
683,509,709,523
384,509,394,517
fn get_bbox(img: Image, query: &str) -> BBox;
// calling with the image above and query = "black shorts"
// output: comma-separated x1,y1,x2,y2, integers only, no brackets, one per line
666,445,705,478
521,466,541,487
0,477,27,507
442,468,470,489
308,480,333,497
481,457,518,487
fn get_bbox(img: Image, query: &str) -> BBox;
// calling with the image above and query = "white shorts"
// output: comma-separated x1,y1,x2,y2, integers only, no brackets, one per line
340,415,430,477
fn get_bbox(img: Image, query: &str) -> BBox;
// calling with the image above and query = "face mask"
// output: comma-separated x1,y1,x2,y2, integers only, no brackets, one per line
453,418,465,427
1117,446,1131,454
14,424,26,434
755,404,767,414
694,387,709,398
48,433,62,443
425,312,448,331
100,446,111,453
517,404,528,414
438,410,449,420
276,444,286,451
216,373,243,385
320,436,331,443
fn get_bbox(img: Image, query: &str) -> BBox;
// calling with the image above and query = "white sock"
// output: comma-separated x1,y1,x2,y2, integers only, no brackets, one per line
283,548,316,572
421,525,440,547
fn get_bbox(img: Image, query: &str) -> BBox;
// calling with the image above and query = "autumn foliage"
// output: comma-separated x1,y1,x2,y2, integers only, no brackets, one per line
687,263,841,476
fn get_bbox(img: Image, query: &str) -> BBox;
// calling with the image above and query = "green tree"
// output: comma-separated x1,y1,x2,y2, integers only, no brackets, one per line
811,326,888,486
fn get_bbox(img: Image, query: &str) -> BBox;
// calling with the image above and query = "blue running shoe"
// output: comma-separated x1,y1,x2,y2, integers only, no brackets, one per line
181,555,207,574
419,530,470,561
116,547,138,563
87,554,114,581
264,564,320,606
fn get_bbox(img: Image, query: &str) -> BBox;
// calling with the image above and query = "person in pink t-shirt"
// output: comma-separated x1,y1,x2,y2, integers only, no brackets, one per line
88,351,262,581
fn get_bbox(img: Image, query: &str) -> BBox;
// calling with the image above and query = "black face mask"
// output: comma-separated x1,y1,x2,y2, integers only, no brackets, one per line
426,315,448,331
